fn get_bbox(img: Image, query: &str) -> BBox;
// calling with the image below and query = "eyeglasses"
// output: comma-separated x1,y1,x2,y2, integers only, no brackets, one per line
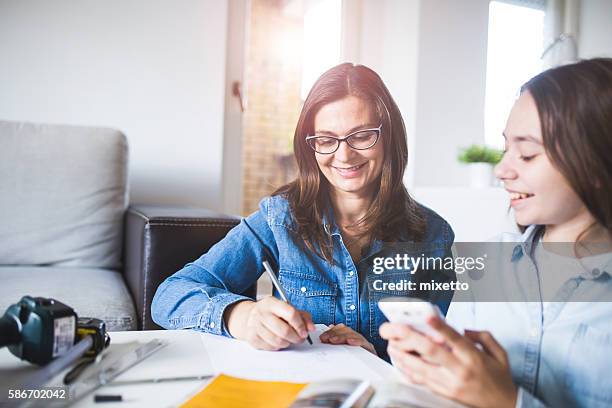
305,124,382,154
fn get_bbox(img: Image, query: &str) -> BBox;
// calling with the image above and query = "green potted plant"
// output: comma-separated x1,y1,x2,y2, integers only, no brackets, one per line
458,145,503,188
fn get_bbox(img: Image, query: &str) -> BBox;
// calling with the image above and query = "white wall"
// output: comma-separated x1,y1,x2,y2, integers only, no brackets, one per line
579,0,612,58
0,0,229,210
412,0,490,187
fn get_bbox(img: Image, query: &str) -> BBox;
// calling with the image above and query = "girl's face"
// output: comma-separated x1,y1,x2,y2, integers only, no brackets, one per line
312,96,385,198
494,91,588,228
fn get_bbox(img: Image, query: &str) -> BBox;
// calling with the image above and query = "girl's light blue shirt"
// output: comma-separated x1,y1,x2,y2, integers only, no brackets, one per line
447,225,612,408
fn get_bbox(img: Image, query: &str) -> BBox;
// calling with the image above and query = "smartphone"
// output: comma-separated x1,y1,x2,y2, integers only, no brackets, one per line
378,297,443,341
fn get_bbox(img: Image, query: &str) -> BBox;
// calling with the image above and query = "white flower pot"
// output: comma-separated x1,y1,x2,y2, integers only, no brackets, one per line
468,163,494,188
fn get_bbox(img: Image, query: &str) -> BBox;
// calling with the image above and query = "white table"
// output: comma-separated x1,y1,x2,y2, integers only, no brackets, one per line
0,328,459,408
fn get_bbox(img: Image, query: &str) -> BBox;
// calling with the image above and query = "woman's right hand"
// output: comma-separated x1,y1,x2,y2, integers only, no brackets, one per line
224,297,315,351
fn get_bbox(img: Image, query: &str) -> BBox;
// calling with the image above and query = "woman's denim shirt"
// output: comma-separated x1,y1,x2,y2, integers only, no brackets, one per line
152,195,455,359
447,225,612,408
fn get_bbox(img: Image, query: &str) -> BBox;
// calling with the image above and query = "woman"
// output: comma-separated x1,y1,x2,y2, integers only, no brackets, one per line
152,63,454,359
381,58,612,407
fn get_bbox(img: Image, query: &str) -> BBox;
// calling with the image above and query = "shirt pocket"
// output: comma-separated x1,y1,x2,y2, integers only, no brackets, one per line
365,271,417,341
564,324,612,407
278,268,337,325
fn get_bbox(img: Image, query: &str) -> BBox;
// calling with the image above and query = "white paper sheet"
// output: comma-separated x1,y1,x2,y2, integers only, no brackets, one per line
199,324,391,383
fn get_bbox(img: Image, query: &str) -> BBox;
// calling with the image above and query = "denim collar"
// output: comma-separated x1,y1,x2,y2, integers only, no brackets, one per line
322,201,341,237
322,197,417,245
322,201,395,261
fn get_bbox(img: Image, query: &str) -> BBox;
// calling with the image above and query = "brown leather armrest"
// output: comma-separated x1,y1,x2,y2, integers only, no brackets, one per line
123,205,255,330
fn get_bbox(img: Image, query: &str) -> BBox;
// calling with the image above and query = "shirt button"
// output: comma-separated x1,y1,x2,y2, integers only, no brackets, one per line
530,327,538,337
349,304,356,311
349,271,354,277
209,322,215,329
300,286,307,293
592,268,601,277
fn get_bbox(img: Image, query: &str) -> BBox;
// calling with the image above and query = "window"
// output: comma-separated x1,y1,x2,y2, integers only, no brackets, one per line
484,0,545,148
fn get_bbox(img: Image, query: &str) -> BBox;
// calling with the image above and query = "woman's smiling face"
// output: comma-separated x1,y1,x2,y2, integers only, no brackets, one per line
494,91,588,228
312,96,385,198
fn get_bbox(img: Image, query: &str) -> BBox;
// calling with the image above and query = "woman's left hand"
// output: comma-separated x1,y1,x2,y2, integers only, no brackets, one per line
380,317,517,408
320,323,377,355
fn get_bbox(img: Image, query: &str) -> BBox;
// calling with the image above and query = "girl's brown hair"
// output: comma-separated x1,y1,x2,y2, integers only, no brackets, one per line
521,58,612,240
274,63,425,262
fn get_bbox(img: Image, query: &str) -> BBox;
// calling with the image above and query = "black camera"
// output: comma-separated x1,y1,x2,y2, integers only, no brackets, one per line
0,296,108,365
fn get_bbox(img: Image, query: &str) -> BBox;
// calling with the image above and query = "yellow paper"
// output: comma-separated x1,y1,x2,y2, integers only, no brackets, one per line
181,374,307,408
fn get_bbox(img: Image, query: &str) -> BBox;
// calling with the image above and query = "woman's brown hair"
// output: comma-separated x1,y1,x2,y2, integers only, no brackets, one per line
520,58,612,240
274,63,425,263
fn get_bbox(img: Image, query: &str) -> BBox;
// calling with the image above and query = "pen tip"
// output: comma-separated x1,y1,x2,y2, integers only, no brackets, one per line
307,335,313,345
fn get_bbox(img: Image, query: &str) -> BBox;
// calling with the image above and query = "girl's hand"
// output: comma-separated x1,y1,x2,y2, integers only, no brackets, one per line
380,317,517,408
320,323,377,355
225,297,315,351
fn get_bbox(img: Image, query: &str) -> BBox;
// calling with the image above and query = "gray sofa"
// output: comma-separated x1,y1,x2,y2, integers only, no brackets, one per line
0,120,252,331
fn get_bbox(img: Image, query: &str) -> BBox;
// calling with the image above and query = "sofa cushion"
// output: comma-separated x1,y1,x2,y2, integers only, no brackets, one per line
0,266,136,331
0,121,128,269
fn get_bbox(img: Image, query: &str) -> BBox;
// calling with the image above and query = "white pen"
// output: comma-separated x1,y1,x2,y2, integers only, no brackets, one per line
262,260,313,345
